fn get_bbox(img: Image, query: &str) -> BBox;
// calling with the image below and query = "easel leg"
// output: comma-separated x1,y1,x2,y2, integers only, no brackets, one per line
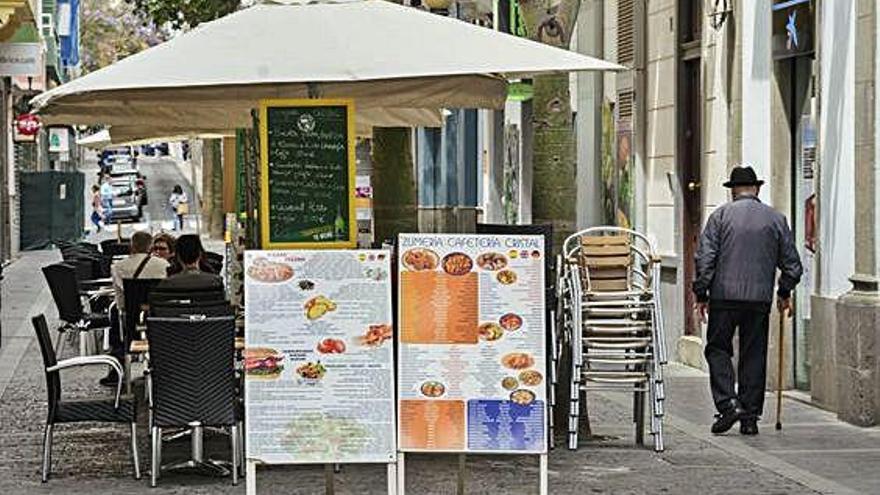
246,460,257,495
325,464,335,495
397,453,406,495
387,461,398,495
539,453,549,495
456,454,466,495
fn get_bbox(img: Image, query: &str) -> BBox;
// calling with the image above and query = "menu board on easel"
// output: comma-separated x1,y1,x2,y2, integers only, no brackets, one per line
396,234,547,454
259,98,356,249
244,249,396,464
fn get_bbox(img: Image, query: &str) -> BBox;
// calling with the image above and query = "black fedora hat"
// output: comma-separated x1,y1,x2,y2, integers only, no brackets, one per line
723,165,765,188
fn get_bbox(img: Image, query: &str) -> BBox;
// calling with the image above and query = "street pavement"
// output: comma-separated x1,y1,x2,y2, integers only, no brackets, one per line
2,253,879,493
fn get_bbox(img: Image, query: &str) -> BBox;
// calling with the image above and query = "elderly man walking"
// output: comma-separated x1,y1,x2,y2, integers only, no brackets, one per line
693,165,803,436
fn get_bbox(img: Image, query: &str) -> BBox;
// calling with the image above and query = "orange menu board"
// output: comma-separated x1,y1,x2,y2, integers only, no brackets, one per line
400,272,478,344
397,234,547,454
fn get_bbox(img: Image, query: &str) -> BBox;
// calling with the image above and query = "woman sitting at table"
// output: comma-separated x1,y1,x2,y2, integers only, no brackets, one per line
157,234,223,292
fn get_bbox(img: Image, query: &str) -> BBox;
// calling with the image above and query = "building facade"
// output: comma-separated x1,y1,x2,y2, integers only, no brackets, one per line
583,0,878,426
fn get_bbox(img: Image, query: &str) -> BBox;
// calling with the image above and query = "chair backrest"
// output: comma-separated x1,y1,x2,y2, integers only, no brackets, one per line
147,316,236,428
122,278,162,348
203,251,224,274
149,288,227,307
579,234,633,292
32,315,61,413
101,239,131,257
42,263,84,323
150,301,233,318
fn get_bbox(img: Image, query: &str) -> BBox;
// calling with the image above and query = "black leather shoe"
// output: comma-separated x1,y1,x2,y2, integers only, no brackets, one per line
711,399,745,434
740,418,759,436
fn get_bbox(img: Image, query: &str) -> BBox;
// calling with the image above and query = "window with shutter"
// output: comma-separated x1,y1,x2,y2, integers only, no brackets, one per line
617,0,635,65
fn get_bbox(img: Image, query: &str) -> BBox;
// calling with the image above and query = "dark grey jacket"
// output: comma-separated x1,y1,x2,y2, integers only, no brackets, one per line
693,195,803,304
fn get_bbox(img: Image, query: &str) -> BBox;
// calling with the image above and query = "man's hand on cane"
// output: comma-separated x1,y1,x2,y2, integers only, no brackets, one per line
777,296,793,318
696,301,709,324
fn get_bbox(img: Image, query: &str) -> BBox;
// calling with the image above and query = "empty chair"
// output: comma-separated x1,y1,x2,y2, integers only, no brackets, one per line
147,316,240,486
32,314,140,482
42,263,110,356
561,227,667,452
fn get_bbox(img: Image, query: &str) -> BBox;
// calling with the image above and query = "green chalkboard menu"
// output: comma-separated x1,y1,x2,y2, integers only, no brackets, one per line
259,99,356,249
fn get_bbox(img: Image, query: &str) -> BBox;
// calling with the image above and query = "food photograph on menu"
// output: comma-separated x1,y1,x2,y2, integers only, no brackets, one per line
244,250,396,464
397,234,547,454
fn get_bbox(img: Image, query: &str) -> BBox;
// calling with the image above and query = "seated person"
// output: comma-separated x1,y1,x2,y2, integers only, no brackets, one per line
151,233,176,265
104,231,168,386
156,234,224,292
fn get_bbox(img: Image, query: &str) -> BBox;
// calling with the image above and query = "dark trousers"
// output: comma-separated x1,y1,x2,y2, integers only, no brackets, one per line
108,306,124,364
704,305,770,418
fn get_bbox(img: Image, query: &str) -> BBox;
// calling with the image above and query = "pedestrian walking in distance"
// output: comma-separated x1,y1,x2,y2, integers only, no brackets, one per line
90,184,103,233
168,184,188,231
693,165,803,436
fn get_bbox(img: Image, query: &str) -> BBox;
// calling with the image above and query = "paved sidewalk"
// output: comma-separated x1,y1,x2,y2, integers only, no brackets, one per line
1,250,877,494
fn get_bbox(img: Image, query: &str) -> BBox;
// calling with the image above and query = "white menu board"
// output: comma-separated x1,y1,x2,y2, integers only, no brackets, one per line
397,234,547,454
244,250,396,464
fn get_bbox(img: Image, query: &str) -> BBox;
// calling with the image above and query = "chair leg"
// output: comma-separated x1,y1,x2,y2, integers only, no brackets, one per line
151,426,161,487
131,422,141,480
231,424,240,485
238,421,246,478
41,423,53,483
55,330,66,358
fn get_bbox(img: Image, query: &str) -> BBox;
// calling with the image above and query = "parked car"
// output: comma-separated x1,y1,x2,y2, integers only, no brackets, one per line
106,176,142,222
99,147,137,174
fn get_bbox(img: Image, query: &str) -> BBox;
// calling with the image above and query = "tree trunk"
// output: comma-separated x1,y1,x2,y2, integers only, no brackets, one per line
518,0,581,254
371,127,417,244
518,0,589,441
200,139,225,238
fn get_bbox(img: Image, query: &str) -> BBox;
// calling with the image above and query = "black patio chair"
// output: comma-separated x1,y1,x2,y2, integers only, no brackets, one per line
32,314,140,483
203,251,224,274
42,263,110,356
101,239,131,257
147,316,240,486
148,288,227,308
121,278,162,388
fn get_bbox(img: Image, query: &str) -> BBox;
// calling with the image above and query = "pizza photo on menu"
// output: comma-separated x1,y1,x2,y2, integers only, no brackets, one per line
247,257,295,283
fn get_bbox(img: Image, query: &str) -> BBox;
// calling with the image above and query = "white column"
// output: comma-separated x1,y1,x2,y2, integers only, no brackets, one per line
741,0,773,199
818,0,856,297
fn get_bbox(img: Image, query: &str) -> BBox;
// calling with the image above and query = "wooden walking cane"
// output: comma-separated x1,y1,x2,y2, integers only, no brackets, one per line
775,307,786,431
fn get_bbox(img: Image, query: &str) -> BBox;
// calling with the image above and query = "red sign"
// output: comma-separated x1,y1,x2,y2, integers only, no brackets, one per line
15,113,40,136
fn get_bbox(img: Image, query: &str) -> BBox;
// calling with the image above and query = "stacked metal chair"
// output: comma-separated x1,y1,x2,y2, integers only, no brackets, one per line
562,227,667,452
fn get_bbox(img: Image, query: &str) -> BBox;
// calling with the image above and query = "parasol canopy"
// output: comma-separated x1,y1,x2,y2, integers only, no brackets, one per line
32,0,624,142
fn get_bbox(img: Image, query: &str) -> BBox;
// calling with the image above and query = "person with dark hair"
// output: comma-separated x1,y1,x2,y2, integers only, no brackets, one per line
156,234,223,292
103,231,169,386
694,165,803,436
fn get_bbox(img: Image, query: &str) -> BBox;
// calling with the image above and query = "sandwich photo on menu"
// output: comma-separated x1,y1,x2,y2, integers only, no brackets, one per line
244,347,285,379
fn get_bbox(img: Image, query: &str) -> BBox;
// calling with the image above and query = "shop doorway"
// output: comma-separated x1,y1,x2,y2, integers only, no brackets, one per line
773,0,815,390
678,0,702,337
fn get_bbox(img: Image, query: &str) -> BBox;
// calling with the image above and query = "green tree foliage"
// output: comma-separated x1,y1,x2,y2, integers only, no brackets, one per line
126,0,241,29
